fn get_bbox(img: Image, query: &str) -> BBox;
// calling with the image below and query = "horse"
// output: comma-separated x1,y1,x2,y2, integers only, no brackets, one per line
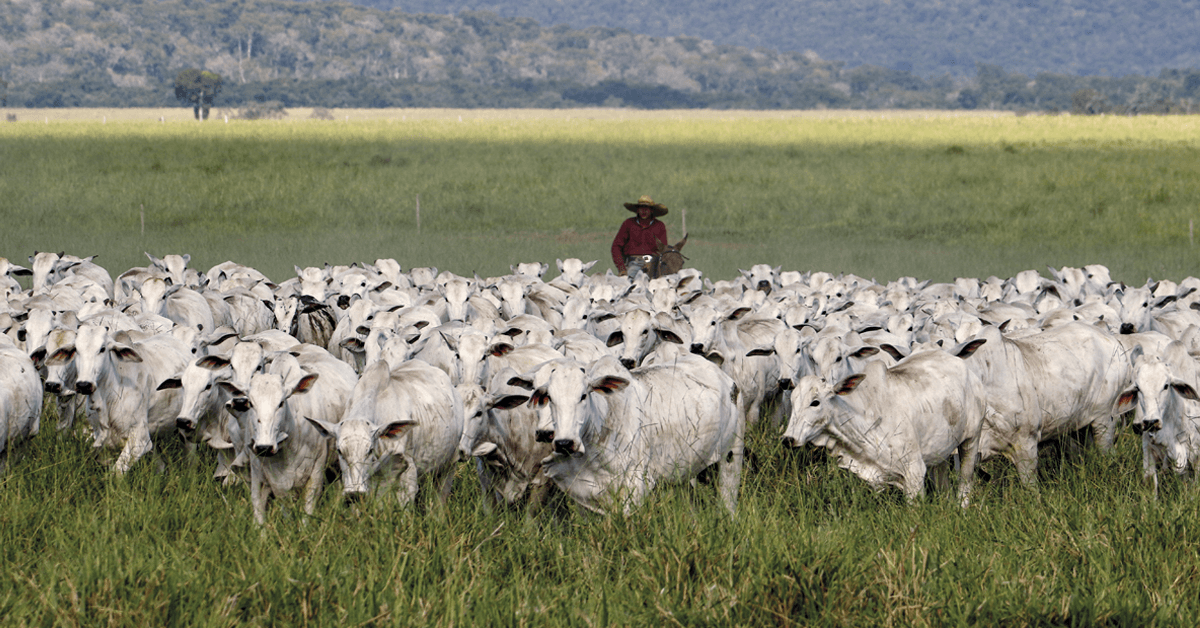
642,235,689,279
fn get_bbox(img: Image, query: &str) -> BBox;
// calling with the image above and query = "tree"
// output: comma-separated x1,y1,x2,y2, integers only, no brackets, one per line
174,69,223,120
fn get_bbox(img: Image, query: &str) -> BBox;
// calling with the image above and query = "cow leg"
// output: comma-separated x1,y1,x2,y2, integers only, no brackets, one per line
435,467,454,503
717,425,745,516
302,456,327,516
957,438,982,508
113,425,153,475
1011,438,1040,488
250,462,269,525
1141,436,1160,499
1092,416,1119,453
395,455,419,507
55,394,78,432
902,461,927,502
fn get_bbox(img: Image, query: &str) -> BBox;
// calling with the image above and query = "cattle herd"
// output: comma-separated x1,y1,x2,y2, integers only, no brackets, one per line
1,252,1199,522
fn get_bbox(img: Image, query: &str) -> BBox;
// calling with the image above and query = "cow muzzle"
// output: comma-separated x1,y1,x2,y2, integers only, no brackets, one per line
1132,419,1162,435
75,381,96,395
176,417,197,433
252,443,279,457
690,343,705,355
535,429,555,443
619,357,637,370
554,438,582,456
781,436,801,449
44,381,62,395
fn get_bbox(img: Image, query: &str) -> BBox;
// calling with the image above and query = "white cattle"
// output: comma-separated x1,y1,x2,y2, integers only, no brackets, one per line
460,367,554,511
685,304,786,426
220,351,356,523
0,339,43,472
971,322,1133,485
307,359,463,506
510,354,742,515
146,252,202,288
28,252,113,298
55,325,190,473
781,346,987,505
157,352,244,483
138,277,216,332
1120,342,1200,496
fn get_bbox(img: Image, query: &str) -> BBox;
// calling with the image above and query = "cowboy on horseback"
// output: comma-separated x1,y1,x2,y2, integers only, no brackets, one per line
611,195,669,278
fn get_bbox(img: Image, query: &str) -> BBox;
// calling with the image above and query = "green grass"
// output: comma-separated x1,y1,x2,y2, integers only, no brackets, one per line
3,413,1199,626
4,110,1200,625
2,110,1199,283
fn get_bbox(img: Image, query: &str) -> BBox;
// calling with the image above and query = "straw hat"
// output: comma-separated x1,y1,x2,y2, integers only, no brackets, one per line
623,195,669,218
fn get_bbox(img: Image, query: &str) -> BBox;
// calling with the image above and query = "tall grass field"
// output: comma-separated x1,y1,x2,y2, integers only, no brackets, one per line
2,109,1200,626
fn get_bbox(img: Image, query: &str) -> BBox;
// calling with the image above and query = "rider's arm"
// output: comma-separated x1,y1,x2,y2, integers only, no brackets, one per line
611,220,631,272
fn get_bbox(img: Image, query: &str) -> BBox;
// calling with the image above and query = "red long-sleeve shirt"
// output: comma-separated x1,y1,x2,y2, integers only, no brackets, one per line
611,217,668,272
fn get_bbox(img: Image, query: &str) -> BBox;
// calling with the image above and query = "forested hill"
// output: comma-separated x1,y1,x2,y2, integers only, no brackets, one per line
2,0,1198,111
359,0,1200,78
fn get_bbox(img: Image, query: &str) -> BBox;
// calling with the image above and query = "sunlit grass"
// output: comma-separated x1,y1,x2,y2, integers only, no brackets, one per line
2,110,1200,623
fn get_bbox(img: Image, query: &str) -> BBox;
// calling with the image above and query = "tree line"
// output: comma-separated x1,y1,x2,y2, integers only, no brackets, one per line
2,0,1198,112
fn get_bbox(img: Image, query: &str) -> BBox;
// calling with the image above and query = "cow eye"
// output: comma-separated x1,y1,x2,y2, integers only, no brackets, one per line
580,393,587,401
810,399,820,407
203,383,212,391
1164,384,1170,390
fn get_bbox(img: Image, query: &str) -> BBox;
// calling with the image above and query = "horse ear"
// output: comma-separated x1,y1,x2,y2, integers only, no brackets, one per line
673,234,688,250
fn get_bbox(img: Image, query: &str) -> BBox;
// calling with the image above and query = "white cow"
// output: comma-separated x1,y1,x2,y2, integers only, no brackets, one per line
0,338,43,472
1120,342,1200,497
307,359,463,506
971,322,1133,485
510,354,742,515
220,351,356,523
781,345,987,506
460,367,555,511
55,324,190,473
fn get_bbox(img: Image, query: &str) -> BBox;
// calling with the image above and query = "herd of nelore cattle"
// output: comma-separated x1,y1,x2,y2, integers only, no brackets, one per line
2,252,1199,521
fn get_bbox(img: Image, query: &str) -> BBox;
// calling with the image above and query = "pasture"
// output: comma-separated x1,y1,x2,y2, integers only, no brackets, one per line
2,109,1200,626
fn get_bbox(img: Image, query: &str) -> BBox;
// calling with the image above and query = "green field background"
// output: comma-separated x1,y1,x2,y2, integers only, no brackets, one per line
3,110,1200,626
3,109,1199,283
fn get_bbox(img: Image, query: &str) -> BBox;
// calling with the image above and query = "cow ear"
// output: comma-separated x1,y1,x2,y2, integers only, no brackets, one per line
340,337,365,353
376,419,417,440
726,306,752,321
506,375,535,390
849,346,879,359
954,338,987,359
45,346,76,367
1115,388,1139,413
305,416,340,440
291,373,319,395
745,346,775,357
656,329,684,344
878,344,907,361
488,342,515,357
111,344,143,363
157,377,183,391
834,373,866,396
591,375,630,394
1172,382,1200,402
197,355,231,370
489,394,530,410
529,389,550,408
218,381,245,398
606,331,625,347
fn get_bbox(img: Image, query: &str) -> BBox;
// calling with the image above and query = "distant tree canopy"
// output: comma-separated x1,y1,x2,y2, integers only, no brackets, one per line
1,0,1197,112
174,69,224,120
